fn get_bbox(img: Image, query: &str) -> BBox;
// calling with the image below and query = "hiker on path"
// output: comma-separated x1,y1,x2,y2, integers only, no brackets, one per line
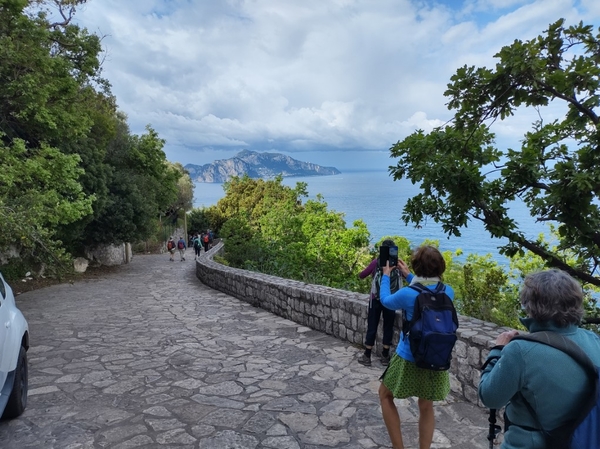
479,269,600,449
202,230,210,253
166,237,176,262
193,234,202,259
177,236,187,261
357,239,400,367
378,245,455,449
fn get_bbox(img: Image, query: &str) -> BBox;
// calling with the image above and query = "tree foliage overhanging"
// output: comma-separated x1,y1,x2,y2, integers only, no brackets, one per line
0,0,187,278
389,19,600,287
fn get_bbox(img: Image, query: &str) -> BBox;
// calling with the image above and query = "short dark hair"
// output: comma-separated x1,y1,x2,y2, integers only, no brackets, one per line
520,269,584,326
381,239,395,247
411,245,446,278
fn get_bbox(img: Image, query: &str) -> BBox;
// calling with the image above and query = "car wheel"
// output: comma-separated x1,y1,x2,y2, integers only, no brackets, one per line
2,346,28,419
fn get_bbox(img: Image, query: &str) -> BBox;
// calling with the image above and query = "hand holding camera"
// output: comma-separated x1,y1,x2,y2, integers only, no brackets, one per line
379,245,410,277
379,245,398,268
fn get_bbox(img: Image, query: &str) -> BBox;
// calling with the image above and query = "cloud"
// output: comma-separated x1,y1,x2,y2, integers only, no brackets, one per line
70,0,600,168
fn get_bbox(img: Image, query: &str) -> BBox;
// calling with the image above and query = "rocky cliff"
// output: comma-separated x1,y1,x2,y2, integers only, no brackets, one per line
185,150,341,183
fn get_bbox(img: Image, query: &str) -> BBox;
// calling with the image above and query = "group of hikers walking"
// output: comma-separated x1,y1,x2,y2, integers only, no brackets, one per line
166,230,213,261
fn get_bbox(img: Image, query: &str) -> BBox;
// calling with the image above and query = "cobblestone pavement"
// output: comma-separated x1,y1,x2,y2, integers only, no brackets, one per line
0,253,491,448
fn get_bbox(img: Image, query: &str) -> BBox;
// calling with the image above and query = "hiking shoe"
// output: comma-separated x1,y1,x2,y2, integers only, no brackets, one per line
380,353,391,366
357,354,371,366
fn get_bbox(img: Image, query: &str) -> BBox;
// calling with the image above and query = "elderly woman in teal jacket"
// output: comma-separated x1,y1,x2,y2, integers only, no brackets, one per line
479,269,600,449
378,245,455,449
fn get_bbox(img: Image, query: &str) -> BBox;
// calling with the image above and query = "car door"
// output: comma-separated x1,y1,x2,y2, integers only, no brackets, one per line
0,276,9,389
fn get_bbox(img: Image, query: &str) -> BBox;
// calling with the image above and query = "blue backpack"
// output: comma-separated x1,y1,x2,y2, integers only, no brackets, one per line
403,282,458,371
512,331,600,448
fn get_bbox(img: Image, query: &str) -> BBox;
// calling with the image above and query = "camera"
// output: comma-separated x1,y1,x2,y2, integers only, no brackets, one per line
379,245,398,268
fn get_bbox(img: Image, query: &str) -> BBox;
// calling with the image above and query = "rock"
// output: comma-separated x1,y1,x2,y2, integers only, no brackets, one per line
74,257,89,273
84,243,133,266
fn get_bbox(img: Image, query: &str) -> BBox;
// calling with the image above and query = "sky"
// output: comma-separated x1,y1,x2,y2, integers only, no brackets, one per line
58,0,600,171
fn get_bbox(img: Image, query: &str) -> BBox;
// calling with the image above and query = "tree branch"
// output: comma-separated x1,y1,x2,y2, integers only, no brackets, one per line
539,82,600,125
472,198,600,286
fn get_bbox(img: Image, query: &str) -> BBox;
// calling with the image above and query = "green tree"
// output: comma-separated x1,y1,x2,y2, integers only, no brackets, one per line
389,19,600,286
1,1,181,274
213,176,372,290
161,162,193,235
77,123,181,246
0,137,93,276
188,208,212,235
0,0,102,271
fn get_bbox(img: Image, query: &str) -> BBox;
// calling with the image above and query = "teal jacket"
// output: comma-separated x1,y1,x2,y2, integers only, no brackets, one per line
479,318,600,449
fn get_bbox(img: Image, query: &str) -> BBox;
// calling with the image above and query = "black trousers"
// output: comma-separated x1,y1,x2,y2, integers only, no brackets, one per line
364,297,396,347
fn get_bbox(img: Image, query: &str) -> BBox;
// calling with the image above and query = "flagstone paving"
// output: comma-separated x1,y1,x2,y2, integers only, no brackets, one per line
0,253,491,448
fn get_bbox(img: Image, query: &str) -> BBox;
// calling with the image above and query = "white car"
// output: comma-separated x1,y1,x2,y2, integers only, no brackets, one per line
0,272,29,419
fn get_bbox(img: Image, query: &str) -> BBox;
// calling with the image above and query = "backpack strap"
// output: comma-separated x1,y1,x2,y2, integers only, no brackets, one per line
408,281,445,294
514,331,596,377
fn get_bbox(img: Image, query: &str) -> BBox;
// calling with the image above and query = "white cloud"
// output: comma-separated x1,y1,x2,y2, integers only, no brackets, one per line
67,0,600,169
581,0,600,16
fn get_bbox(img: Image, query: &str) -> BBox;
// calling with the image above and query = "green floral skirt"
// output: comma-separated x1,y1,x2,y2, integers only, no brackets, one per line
380,354,450,401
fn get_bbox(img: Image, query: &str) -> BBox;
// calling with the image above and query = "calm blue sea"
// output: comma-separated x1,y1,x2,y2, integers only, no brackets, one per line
193,170,551,266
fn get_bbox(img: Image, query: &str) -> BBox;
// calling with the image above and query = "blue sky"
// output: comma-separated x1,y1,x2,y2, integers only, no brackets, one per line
58,0,600,171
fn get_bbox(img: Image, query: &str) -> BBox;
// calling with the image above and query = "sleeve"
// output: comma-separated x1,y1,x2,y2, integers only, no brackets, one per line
359,259,378,279
379,275,418,311
478,343,525,409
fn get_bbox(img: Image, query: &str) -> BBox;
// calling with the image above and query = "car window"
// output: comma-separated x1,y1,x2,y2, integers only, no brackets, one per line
0,277,5,301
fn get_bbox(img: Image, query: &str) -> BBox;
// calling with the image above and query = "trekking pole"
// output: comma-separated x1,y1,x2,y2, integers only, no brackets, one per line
487,408,501,449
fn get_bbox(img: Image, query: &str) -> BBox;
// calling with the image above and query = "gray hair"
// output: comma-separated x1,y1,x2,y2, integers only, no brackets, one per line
520,269,584,326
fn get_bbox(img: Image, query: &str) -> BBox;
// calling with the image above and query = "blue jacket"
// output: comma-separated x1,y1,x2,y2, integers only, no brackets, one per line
379,273,455,362
479,318,600,449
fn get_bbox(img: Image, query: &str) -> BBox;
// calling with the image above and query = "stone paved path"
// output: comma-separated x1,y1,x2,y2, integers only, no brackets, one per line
0,254,491,448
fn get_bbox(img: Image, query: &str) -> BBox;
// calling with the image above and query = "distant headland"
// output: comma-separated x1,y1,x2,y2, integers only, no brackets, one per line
184,150,341,183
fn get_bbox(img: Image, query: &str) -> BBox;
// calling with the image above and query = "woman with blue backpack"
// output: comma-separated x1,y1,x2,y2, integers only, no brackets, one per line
378,245,457,449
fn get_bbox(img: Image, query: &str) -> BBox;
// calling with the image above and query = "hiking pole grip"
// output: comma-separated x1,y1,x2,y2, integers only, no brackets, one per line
488,408,501,449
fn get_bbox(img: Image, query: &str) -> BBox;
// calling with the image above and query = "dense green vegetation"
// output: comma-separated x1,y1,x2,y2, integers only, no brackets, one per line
389,19,600,288
203,175,371,291
0,0,187,279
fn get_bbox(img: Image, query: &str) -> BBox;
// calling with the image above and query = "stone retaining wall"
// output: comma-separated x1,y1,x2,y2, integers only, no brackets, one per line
196,242,513,407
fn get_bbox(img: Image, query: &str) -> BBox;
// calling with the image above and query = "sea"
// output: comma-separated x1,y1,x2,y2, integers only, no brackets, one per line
193,170,551,267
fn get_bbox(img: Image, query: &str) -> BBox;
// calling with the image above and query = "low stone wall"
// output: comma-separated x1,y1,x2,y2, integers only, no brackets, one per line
196,242,512,406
